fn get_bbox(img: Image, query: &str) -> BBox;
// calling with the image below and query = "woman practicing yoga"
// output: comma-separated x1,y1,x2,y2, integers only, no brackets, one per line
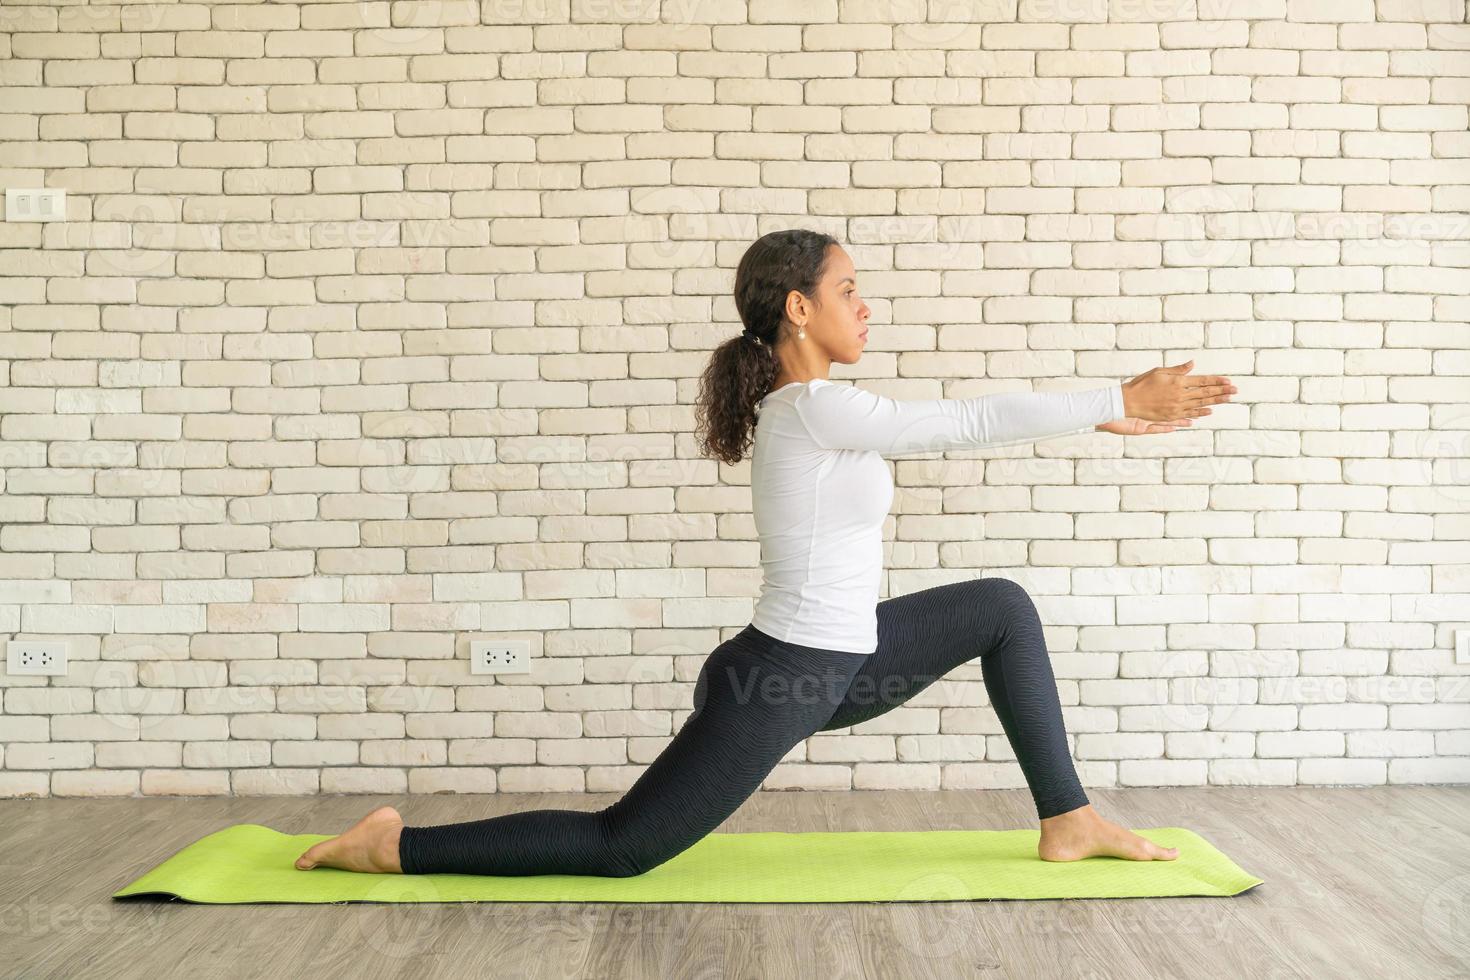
297,229,1236,876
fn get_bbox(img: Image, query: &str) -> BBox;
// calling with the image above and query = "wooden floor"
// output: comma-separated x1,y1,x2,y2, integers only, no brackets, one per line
3,786,1466,979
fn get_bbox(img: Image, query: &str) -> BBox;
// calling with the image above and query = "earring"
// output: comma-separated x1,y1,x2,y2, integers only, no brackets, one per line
798,329,806,339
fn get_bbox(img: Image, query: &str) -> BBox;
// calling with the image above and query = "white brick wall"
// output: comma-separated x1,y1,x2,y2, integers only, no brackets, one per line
1,1,1468,799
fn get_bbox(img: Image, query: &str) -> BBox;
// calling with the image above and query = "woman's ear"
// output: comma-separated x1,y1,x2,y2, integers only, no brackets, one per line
784,290,800,326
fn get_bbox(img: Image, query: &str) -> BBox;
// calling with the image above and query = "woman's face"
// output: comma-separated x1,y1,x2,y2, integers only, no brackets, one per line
786,245,871,364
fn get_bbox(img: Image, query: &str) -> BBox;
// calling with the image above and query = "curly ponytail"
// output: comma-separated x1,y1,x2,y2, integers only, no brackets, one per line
694,229,839,466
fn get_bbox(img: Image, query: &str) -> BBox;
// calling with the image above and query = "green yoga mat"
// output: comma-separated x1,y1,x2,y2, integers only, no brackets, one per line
112,823,1262,904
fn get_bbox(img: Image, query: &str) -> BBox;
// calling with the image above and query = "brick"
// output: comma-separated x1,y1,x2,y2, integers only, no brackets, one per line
2,4,1464,801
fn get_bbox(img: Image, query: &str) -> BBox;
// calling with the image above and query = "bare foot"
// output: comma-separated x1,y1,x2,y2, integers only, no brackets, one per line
295,805,405,873
1037,804,1179,862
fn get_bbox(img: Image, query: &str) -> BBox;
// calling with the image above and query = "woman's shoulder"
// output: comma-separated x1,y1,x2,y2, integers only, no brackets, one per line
765,377,832,397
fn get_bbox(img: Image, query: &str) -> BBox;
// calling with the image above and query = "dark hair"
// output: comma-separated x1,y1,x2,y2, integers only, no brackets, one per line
694,229,840,466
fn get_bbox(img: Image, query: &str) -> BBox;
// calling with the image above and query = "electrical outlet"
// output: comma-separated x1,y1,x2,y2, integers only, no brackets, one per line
470,639,530,675
7,640,68,676
1456,630,1470,666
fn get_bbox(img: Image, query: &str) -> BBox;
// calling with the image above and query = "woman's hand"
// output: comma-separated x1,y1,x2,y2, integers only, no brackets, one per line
1120,358,1236,422
1094,417,1195,436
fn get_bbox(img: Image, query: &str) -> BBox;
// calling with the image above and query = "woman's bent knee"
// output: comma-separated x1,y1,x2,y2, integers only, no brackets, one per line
979,576,1032,608
603,842,676,878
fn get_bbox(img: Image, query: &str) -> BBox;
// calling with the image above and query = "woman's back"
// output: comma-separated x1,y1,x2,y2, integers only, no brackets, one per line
750,379,895,654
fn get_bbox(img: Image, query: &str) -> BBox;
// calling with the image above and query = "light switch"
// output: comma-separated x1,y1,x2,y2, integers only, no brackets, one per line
6,188,66,222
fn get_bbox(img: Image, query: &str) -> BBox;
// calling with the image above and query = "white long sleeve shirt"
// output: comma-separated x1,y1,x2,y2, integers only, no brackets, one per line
749,378,1126,653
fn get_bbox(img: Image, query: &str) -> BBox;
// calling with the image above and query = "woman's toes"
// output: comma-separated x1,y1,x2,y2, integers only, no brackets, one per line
1134,836,1178,860
295,840,331,870
294,806,405,873
1105,826,1179,862
1153,842,1180,861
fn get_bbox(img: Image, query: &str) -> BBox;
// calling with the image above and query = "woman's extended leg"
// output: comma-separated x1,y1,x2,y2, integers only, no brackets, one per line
814,576,1177,862
384,630,867,877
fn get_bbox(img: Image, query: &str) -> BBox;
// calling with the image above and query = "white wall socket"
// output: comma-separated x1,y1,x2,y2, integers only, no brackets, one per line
7,640,68,676
1456,630,1470,666
470,639,530,674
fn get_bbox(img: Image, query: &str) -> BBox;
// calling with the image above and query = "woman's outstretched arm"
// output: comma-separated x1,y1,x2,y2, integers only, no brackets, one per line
791,379,1126,457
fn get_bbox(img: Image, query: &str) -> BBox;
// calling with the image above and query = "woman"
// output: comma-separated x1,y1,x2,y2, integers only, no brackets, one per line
297,229,1236,876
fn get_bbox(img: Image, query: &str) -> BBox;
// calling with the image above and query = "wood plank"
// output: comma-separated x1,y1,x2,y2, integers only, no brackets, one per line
3,788,1466,979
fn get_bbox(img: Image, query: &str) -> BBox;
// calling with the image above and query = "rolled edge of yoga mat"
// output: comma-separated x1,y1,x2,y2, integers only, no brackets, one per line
112,823,1264,905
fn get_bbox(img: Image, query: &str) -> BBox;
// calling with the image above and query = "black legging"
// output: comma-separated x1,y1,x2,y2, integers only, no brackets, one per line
397,577,1090,877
